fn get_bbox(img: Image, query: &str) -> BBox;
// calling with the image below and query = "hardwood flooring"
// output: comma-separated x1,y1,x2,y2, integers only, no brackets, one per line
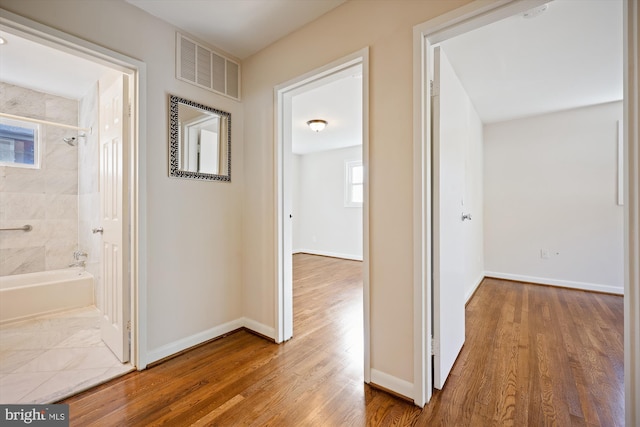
61,254,624,426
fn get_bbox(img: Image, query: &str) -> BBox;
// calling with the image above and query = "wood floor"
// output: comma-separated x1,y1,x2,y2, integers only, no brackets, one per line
61,254,624,426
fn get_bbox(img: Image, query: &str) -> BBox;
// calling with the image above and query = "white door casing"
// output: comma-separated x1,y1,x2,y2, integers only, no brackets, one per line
275,49,370,381
99,74,130,363
432,46,466,390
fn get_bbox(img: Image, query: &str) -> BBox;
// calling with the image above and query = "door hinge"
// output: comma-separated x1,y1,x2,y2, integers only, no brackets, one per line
430,80,439,97
431,337,437,356
126,320,131,332
128,103,132,118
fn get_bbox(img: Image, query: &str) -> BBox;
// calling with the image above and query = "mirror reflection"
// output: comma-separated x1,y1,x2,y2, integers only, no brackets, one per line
169,95,231,181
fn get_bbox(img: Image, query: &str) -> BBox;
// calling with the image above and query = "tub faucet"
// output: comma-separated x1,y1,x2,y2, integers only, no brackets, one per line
69,260,86,268
73,250,88,260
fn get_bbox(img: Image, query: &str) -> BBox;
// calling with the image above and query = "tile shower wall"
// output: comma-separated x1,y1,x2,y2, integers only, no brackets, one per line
78,84,102,310
0,83,79,276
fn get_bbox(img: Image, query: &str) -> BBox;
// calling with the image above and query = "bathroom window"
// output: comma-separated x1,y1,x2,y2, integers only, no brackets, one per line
345,160,363,207
0,118,40,168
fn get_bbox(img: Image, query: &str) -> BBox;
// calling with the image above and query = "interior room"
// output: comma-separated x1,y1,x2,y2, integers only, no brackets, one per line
0,0,637,425
0,36,135,403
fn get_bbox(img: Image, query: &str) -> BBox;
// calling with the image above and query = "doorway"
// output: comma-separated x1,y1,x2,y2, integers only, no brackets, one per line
412,0,638,411
0,13,142,403
274,48,370,381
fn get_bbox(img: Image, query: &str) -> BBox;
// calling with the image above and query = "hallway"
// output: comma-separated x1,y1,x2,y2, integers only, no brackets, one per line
61,256,623,426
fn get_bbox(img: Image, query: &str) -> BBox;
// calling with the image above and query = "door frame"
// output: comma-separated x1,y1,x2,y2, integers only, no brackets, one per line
0,9,148,369
412,0,639,417
274,47,370,381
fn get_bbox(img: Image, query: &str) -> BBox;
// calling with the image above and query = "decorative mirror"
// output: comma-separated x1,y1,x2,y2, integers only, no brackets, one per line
169,95,231,181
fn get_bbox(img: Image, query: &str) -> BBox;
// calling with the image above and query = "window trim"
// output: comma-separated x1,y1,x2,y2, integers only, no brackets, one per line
344,160,363,207
0,117,41,169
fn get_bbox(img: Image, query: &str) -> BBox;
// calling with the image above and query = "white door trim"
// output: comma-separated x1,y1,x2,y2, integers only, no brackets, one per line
0,8,149,369
412,0,638,414
274,47,370,381
623,1,640,425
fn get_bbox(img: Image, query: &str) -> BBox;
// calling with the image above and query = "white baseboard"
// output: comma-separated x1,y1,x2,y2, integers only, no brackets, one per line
484,271,624,295
242,317,276,339
370,369,414,400
146,317,276,365
293,248,363,261
147,318,244,364
465,274,485,303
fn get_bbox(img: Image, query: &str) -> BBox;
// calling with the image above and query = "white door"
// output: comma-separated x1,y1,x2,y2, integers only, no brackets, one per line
99,74,130,363
432,46,466,389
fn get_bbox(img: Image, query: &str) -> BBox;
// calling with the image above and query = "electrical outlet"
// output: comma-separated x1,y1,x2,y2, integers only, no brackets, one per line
540,249,550,259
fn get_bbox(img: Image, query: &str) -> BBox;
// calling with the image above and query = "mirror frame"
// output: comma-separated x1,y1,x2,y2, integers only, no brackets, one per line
169,94,231,181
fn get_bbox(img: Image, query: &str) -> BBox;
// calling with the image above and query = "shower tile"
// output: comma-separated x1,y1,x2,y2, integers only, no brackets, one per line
44,219,77,241
44,142,78,172
0,83,46,118
44,169,78,195
45,95,78,125
0,220,45,250
0,371,57,403
45,244,78,271
46,194,78,220
0,247,45,276
0,167,46,194
0,193,46,221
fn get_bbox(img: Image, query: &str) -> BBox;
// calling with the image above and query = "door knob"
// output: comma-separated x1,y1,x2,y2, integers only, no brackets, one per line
92,227,104,234
461,213,472,221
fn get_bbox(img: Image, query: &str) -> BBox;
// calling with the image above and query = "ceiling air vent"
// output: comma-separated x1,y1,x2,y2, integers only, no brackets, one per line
176,33,241,101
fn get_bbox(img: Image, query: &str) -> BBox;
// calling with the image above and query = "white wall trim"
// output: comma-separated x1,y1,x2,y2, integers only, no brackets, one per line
146,318,244,364
465,274,485,303
146,317,275,365
485,272,624,295
293,249,362,262
275,47,371,383
623,0,640,425
0,8,149,370
370,369,414,400
242,317,276,340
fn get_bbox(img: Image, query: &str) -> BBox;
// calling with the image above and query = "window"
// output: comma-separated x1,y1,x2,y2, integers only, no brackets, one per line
345,160,363,207
0,118,40,168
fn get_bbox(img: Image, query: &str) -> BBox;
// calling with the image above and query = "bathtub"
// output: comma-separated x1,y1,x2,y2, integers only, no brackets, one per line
0,269,94,324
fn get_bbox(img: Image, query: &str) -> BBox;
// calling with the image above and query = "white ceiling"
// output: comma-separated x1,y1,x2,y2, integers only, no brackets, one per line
0,30,116,100
292,65,362,155
126,0,346,60
0,0,623,149
441,0,623,123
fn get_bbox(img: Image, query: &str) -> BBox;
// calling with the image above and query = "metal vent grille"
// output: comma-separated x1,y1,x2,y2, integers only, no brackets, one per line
176,33,240,100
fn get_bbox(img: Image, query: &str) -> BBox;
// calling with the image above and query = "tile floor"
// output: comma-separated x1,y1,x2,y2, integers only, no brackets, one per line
0,306,134,403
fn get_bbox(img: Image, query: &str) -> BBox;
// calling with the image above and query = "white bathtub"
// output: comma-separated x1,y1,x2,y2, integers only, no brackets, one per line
0,269,94,324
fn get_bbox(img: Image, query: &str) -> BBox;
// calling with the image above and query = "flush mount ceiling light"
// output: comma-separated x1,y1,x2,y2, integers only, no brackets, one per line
0,37,6,45
307,119,328,132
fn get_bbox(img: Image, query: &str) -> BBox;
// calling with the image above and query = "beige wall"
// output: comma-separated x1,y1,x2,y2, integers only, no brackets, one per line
0,0,474,387
242,0,470,385
0,0,245,362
